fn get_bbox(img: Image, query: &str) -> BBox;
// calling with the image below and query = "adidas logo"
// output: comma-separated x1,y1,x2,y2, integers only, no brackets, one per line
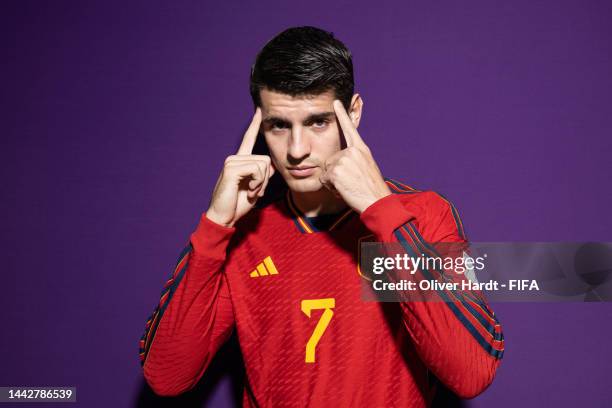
250,256,279,278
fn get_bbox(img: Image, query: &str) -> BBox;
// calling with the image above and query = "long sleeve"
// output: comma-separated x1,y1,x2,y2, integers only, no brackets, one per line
139,213,238,396
360,189,504,399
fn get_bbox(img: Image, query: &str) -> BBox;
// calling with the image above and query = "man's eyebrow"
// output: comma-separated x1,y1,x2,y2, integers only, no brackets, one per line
303,112,335,124
262,115,290,125
262,111,336,125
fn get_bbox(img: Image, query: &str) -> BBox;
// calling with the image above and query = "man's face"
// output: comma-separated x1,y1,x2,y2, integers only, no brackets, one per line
259,88,348,193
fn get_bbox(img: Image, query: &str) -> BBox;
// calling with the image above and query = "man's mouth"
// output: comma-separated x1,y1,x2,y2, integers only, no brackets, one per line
287,166,317,178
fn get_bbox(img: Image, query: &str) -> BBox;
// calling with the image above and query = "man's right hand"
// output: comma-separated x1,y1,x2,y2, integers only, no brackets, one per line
205,107,275,228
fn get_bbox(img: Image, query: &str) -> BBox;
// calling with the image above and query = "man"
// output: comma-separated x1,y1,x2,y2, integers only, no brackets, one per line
139,26,504,407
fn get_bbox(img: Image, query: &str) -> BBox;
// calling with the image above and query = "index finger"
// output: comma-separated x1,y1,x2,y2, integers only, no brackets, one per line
332,100,366,149
237,107,262,155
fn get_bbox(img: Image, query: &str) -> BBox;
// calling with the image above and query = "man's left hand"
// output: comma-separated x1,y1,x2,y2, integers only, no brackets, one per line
319,100,392,213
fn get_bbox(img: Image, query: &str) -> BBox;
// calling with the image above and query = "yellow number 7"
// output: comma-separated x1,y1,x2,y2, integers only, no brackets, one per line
301,298,335,363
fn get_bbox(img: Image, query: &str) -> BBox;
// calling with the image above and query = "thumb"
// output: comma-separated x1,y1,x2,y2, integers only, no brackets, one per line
319,171,329,186
319,171,334,191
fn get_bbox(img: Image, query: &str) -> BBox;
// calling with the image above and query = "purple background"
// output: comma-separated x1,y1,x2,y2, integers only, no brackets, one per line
2,1,611,407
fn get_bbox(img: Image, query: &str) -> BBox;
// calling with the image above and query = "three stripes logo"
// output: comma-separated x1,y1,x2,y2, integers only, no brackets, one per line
250,256,279,278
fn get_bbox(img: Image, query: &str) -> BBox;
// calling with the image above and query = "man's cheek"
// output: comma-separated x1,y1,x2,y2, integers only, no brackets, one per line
269,153,283,173
264,140,282,165
323,129,343,151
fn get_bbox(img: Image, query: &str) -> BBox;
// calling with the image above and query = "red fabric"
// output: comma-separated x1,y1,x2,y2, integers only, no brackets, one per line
141,181,504,406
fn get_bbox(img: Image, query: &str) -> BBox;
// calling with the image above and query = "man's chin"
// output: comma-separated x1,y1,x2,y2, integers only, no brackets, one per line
285,177,324,193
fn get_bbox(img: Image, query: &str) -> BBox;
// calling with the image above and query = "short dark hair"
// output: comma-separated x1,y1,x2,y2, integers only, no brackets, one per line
249,26,354,109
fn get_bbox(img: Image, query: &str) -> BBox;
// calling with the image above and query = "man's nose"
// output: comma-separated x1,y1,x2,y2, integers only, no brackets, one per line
287,127,310,162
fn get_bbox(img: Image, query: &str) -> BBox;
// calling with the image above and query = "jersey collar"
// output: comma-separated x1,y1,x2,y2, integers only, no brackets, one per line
284,190,354,234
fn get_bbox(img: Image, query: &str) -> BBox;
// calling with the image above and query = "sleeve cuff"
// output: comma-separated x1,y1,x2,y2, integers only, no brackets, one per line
189,212,236,258
360,194,415,240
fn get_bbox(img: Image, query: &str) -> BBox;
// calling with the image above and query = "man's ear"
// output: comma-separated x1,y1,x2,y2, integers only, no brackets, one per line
348,93,364,128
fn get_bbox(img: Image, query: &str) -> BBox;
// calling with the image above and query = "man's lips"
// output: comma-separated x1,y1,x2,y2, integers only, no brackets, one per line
287,166,317,178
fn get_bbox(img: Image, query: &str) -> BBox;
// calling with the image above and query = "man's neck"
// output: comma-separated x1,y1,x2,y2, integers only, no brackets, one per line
290,188,348,217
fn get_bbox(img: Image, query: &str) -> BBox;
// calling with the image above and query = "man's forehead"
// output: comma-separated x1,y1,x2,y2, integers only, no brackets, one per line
260,88,335,119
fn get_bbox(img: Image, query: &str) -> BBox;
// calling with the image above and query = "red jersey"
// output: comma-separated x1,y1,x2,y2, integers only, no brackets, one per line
139,178,504,407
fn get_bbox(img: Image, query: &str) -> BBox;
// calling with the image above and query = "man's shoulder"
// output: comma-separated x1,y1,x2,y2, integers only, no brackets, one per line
383,177,451,212
383,177,466,241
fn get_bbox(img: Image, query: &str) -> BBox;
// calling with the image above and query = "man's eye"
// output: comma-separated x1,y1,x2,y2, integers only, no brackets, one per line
312,120,328,128
272,122,288,130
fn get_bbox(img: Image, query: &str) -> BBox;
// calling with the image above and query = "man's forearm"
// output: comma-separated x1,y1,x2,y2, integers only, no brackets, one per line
140,213,237,396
